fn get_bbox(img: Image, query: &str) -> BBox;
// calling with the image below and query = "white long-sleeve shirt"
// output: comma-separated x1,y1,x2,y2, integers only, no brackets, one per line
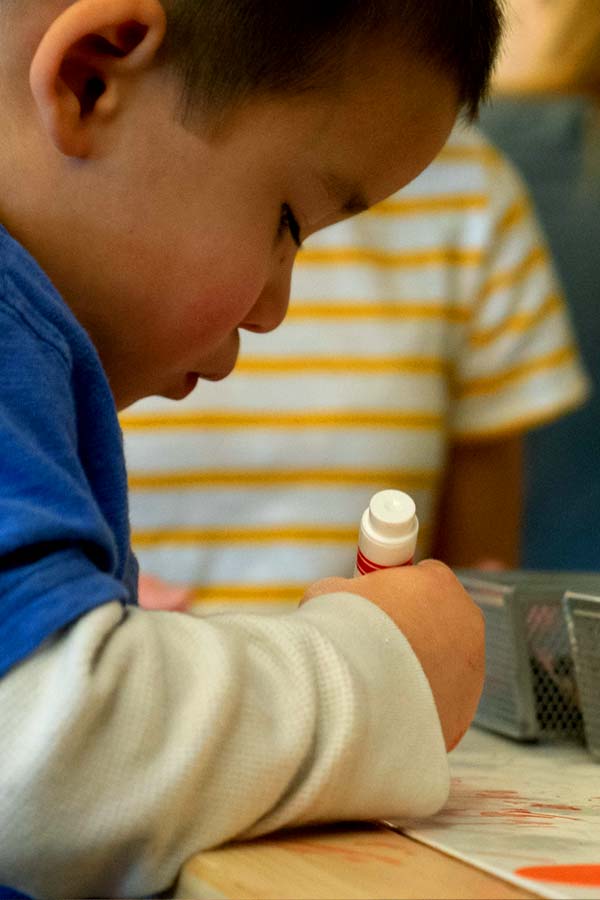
0,593,448,899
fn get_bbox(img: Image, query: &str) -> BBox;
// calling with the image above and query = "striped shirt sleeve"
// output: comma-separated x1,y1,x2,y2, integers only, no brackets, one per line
450,144,590,440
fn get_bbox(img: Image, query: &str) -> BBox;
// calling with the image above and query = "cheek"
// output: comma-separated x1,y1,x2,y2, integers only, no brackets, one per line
140,227,272,355
179,264,267,346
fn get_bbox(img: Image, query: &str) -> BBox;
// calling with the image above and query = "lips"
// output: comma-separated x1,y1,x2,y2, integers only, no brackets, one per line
188,357,236,386
183,372,200,392
164,333,240,399
200,371,228,382
196,332,241,382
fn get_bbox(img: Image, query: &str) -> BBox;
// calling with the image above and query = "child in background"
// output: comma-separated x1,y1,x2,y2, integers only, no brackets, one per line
0,1,502,897
479,0,600,570
128,123,589,615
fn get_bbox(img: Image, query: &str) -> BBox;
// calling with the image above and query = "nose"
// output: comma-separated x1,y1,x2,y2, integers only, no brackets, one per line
240,255,294,335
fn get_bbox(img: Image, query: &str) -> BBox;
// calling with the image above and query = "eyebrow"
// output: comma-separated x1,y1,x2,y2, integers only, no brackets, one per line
320,172,370,216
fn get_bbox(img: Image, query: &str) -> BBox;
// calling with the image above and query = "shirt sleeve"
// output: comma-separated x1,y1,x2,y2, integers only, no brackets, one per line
0,304,130,676
0,594,449,899
450,152,591,440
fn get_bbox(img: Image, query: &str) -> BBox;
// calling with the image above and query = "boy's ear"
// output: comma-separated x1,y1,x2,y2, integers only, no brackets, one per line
29,0,167,158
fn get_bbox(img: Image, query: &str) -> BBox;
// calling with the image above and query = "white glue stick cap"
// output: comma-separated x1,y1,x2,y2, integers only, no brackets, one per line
358,489,419,568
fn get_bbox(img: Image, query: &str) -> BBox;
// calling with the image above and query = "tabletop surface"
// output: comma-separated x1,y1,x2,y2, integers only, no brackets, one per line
175,822,537,900
175,728,600,900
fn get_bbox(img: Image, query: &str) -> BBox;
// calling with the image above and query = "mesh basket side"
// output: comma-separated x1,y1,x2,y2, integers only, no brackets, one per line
563,592,600,762
461,577,539,739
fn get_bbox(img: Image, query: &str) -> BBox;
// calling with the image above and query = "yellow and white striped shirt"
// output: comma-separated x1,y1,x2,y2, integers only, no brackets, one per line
121,125,589,612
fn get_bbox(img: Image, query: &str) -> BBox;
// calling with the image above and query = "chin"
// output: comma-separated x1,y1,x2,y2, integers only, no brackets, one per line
163,372,200,401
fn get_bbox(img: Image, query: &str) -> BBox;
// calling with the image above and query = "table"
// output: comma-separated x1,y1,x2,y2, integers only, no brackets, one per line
176,728,600,899
175,822,536,899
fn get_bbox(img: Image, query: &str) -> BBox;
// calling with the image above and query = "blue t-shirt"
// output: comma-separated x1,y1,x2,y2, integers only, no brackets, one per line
0,226,138,679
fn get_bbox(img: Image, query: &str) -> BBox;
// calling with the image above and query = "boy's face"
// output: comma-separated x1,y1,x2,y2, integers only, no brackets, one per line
22,39,458,409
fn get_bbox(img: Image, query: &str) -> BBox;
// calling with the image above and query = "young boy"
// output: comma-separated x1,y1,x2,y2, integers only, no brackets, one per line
0,1,502,897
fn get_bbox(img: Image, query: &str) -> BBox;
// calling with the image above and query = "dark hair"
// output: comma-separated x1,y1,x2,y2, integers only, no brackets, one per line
160,0,504,123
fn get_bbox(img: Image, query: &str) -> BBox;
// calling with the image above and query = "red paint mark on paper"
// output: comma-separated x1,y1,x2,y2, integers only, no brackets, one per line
515,865,600,887
479,813,553,827
480,807,579,822
437,805,478,818
530,803,581,812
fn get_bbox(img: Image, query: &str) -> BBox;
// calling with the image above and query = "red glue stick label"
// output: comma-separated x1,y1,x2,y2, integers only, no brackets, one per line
355,547,414,575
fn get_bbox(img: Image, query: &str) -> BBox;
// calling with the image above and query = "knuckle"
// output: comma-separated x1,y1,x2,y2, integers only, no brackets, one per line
418,558,452,575
308,576,349,596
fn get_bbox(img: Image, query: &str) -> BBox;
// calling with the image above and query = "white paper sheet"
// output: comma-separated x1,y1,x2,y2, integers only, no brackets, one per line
385,727,600,899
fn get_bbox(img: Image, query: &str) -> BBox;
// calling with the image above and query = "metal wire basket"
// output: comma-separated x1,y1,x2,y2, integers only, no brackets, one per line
458,570,600,761
563,591,600,762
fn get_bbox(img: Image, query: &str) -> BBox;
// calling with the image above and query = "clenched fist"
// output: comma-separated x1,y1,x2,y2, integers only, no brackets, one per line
302,559,484,752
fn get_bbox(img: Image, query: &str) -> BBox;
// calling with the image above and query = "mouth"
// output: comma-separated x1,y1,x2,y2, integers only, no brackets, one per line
164,334,240,400
175,360,233,397
196,331,241,383
163,364,232,401
184,371,201,391
200,370,229,383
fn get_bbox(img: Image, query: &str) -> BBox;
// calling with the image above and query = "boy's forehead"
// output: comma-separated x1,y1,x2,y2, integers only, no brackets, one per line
307,54,459,212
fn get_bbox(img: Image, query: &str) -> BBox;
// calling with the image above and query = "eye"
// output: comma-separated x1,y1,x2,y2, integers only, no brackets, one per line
278,203,302,248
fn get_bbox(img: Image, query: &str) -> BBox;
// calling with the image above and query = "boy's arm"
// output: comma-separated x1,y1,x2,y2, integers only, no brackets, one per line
0,562,481,900
431,434,523,568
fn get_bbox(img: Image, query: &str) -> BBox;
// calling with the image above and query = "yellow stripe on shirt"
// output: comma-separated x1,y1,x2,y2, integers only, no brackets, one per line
132,525,358,546
120,410,443,430
436,143,504,167
285,301,470,322
236,355,447,375
127,467,436,491
496,199,529,235
369,193,489,215
296,246,482,268
468,294,563,348
132,521,434,548
190,583,306,604
459,346,578,397
474,246,548,310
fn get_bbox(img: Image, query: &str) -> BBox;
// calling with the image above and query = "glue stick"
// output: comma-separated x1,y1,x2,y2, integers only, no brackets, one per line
354,489,419,575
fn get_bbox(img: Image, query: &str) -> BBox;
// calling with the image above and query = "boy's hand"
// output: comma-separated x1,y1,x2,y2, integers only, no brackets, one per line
301,560,484,752
138,573,194,612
